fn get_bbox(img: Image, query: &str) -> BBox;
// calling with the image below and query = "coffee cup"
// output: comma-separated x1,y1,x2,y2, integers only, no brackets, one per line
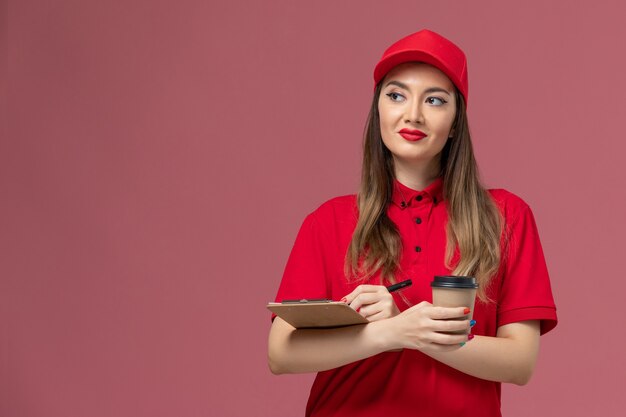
431,275,478,334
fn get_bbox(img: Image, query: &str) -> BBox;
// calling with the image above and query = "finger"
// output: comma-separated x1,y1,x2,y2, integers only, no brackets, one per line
357,302,384,318
365,309,392,322
428,306,470,320
355,284,384,292
344,285,385,303
366,310,389,322
350,292,383,311
429,331,470,346
430,318,471,333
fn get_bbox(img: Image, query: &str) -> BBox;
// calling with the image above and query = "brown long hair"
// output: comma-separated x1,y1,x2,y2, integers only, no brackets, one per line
344,82,503,302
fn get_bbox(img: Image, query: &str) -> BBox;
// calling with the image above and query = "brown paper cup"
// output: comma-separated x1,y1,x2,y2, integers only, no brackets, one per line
431,275,478,335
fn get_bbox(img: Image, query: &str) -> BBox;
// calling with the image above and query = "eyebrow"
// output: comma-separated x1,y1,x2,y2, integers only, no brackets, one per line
384,80,451,96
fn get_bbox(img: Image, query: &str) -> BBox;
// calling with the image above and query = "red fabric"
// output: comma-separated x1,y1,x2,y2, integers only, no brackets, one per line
272,177,558,417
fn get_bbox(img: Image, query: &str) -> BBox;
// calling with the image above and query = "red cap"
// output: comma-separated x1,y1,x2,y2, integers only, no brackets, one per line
373,29,468,106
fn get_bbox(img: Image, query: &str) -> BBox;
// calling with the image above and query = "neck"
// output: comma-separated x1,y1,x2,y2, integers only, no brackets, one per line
393,156,441,190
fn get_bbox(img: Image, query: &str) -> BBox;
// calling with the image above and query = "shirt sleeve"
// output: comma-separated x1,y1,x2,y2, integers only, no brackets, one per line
271,211,331,321
497,203,558,335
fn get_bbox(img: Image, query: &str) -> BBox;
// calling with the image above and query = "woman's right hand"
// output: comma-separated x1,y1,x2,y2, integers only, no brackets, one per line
386,301,472,353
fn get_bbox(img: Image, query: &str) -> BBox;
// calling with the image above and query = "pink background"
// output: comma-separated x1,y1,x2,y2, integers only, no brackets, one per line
2,0,625,415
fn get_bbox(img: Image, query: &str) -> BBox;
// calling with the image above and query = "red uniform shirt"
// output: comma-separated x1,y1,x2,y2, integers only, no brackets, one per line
272,177,558,417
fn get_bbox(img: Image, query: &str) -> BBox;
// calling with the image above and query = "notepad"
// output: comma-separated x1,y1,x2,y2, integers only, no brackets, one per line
267,300,369,328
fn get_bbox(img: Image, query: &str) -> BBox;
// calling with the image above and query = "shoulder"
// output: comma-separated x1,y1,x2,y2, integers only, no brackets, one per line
487,188,532,222
298,194,359,240
309,194,358,223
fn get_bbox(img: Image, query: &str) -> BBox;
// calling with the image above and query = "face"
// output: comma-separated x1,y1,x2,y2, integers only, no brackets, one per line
378,62,457,177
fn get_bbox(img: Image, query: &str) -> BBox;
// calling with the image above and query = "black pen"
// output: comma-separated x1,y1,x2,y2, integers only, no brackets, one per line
386,279,412,293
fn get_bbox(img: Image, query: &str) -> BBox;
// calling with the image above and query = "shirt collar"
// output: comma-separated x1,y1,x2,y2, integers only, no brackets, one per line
391,176,444,209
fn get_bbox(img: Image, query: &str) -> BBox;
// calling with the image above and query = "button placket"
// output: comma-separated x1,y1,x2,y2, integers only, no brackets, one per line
410,193,440,265
410,204,428,265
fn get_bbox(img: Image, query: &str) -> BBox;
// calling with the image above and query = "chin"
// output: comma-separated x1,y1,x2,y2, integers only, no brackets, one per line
393,153,437,165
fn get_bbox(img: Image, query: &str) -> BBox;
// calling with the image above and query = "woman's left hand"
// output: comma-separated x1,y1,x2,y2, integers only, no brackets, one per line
342,285,400,322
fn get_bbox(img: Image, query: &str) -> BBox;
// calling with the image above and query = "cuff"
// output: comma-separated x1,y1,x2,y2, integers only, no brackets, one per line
498,306,558,335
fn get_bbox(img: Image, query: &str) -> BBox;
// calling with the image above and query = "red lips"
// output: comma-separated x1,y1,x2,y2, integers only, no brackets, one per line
398,128,426,141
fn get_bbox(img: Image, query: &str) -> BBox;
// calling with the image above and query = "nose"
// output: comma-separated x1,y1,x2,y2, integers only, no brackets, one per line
405,98,423,124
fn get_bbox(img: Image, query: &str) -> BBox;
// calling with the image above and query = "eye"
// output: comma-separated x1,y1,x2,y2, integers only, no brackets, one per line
426,97,447,106
385,92,405,102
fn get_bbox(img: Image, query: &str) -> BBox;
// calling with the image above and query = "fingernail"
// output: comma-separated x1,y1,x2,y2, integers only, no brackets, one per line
340,297,347,303
463,308,471,315
468,334,474,341
470,320,476,327
460,342,466,347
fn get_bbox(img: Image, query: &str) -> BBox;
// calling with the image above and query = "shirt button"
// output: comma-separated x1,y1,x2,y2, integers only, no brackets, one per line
415,217,422,224
416,195,423,202
415,246,422,252
400,201,406,208
433,197,437,204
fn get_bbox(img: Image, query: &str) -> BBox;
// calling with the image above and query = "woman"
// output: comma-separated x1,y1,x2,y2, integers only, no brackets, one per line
268,29,557,417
